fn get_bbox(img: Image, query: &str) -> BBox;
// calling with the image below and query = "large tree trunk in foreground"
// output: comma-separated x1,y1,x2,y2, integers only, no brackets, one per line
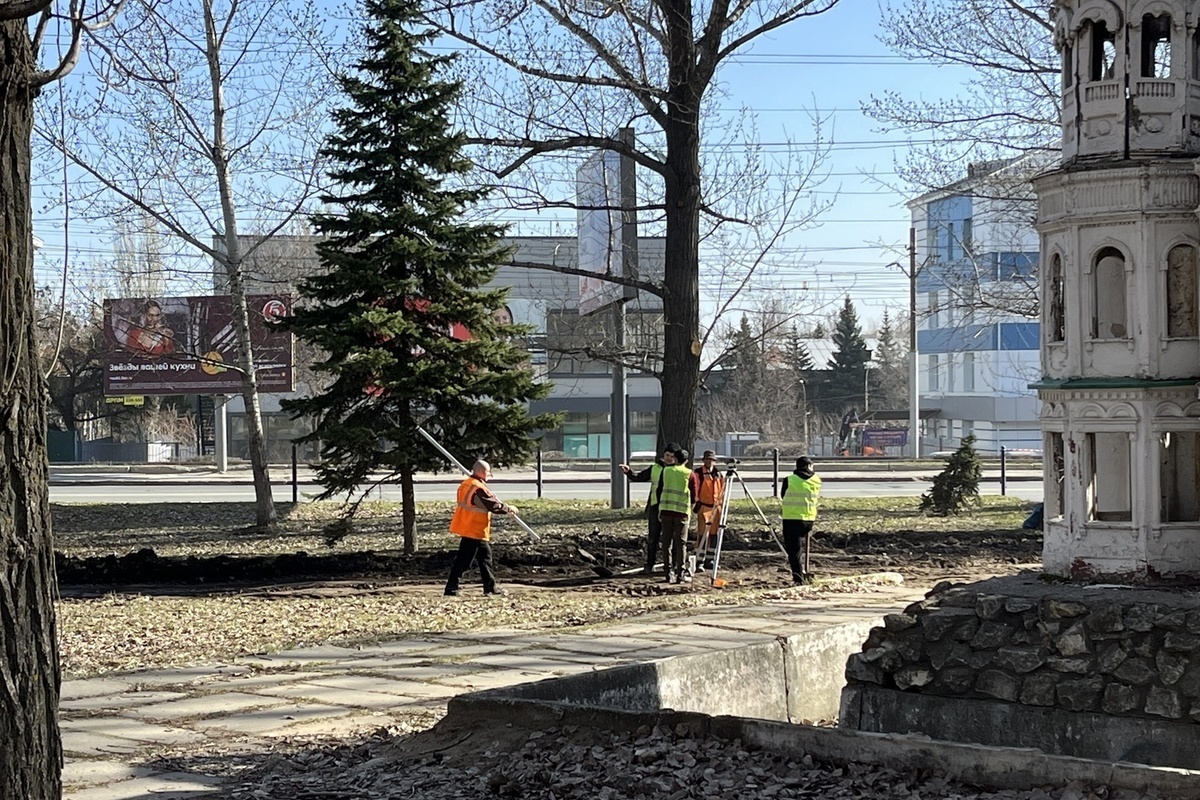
0,18,63,799
657,42,700,455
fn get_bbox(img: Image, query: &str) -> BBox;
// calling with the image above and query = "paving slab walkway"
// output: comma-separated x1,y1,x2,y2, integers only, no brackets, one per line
61,582,926,800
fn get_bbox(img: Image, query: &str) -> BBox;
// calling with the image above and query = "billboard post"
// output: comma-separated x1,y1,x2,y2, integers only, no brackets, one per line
577,132,639,510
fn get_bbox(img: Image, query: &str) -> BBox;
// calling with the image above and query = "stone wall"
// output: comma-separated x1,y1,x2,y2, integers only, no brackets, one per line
840,574,1200,768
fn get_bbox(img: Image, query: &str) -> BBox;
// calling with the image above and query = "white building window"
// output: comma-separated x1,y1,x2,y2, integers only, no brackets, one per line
928,291,940,329
1048,253,1065,343
963,352,975,391
1161,432,1200,522
929,354,940,391
946,354,956,392
1142,14,1172,78
1048,432,1065,518
1092,247,1128,339
1166,244,1198,338
1088,432,1131,521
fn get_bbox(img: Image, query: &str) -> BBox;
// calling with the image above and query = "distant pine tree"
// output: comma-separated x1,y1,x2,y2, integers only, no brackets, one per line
818,297,871,414
784,325,814,373
282,0,557,552
921,435,982,515
873,309,908,410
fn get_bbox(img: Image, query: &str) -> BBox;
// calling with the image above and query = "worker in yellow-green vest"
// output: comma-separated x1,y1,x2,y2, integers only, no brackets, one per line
656,445,695,584
620,443,676,575
780,456,822,585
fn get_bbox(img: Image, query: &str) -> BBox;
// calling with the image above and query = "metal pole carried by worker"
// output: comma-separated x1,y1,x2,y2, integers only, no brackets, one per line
415,425,540,542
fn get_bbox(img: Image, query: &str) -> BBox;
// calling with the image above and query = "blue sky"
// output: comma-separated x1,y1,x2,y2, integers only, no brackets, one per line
30,0,981,329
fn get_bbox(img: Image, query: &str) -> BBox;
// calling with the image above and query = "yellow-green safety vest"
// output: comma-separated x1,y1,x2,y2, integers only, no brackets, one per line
782,474,821,521
658,464,693,517
646,462,664,506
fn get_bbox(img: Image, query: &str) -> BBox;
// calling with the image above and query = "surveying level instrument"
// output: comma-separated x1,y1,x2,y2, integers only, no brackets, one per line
700,458,790,587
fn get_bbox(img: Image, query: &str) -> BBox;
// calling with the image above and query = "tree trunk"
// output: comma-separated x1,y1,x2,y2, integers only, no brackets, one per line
401,467,417,554
230,280,277,529
0,19,63,798
657,114,702,456
204,0,275,529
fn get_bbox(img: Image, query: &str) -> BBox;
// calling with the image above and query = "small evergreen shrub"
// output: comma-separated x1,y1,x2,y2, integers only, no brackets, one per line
920,434,982,515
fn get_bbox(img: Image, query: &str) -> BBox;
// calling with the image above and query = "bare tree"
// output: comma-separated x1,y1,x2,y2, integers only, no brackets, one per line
40,0,341,527
422,0,839,450
3,0,124,793
865,0,1058,192
865,0,1056,325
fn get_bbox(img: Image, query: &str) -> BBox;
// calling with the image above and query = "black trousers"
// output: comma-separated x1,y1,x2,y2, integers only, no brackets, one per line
644,507,662,571
445,536,497,593
782,519,815,584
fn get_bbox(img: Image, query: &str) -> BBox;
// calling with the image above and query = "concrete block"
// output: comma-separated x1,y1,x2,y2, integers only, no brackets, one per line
120,692,279,721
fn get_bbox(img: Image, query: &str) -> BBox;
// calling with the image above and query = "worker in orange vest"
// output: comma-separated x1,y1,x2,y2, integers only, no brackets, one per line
444,459,516,597
690,450,726,567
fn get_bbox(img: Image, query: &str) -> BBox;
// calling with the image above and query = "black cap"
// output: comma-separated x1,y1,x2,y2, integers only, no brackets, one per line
665,442,681,453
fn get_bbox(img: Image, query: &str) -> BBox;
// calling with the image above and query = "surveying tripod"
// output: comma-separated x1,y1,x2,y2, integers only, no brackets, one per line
696,460,790,586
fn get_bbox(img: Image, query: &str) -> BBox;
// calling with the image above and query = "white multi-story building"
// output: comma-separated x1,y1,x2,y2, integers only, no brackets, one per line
908,160,1043,454
215,235,665,460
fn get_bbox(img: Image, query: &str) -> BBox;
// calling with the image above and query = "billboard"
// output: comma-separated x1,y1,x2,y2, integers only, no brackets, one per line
103,295,293,396
576,149,623,315
862,428,909,450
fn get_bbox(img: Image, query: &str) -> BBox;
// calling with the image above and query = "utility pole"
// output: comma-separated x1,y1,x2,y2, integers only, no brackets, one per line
908,226,921,458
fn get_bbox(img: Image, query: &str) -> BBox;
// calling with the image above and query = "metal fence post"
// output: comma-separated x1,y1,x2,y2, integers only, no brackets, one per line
772,448,780,498
999,445,1007,496
536,446,543,499
291,442,299,504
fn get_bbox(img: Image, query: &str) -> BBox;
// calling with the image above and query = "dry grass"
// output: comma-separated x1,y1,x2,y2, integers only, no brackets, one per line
52,495,1032,679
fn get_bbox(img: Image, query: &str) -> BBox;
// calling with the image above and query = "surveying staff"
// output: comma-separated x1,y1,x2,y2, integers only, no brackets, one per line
657,446,695,583
690,450,725,564
780,456,822,585
619,444,676,575
444,460,516,597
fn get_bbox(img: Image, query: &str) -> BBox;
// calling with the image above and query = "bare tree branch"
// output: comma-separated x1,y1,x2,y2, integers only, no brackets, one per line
0,0,52,22
509,258,664,296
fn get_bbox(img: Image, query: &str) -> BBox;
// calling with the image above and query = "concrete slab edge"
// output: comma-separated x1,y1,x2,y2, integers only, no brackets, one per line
445,696,1200,797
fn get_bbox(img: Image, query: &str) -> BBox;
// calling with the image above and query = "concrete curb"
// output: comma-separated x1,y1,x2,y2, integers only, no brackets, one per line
447,698,1200,796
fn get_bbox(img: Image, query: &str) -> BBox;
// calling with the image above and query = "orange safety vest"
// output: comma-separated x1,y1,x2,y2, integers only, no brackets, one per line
449,476,491,541
694,467,724,508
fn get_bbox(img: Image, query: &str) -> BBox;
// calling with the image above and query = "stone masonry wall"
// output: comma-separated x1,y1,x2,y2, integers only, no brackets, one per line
844,577,1200,723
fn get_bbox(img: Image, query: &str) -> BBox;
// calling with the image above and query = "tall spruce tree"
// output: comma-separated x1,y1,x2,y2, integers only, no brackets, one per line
820,297,872,414
283,0,555,552
873,310,908,411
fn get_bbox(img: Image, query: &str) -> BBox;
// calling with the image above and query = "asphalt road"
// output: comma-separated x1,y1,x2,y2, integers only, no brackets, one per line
48,477,1044,504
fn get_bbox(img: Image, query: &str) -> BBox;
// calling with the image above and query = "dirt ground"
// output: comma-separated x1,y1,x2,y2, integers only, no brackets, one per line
55,521,1042,595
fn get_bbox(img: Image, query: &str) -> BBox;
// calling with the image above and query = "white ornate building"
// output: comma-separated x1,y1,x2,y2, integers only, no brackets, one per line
1034,0,1200,580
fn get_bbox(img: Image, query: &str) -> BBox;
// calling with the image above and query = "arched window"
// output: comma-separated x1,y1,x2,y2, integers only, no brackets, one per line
1166,244,1198,337
1088,20,1117,80
1142,14,1172,77
1064,44,1074,88
1048,253,1065,342
1092,247,1127,339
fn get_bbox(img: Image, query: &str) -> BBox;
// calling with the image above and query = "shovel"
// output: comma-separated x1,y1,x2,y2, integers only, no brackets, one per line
576,544,615,578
